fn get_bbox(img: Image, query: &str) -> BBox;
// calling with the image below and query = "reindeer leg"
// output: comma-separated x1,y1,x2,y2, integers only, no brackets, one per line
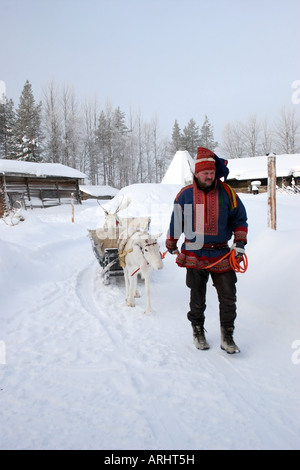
134,273,141,298
124,267,129,304
144,272,154,314
126,269,136,307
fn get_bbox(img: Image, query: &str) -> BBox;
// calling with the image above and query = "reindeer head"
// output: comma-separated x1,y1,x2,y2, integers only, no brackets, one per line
97,195,131,237
138,233,163,271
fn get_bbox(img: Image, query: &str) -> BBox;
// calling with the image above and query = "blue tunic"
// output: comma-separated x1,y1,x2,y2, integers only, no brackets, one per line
166,178,248,273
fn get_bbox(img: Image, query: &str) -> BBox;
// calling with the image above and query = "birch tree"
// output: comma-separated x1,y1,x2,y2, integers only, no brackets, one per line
243,114,261,157
61,85,81,168
83,98,99,184
221,122,246,159
43,81,62,163
261,118,274,155
274,107,299,154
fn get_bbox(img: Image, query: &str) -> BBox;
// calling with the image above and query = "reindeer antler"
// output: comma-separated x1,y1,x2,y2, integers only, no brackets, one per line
97,200,110,215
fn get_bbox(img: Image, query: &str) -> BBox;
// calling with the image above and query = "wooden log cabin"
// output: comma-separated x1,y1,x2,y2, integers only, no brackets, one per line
0,160,86,217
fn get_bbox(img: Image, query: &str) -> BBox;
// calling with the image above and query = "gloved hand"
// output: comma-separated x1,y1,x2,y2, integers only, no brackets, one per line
168,249,179,255
231,241,245,258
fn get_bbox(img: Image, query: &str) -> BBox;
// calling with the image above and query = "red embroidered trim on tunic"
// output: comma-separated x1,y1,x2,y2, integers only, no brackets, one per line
176,251,232,273
193,180,219,236
234,226,248,243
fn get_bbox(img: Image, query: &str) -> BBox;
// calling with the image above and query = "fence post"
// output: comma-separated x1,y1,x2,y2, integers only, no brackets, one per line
71,193,74,223
267,156,276,230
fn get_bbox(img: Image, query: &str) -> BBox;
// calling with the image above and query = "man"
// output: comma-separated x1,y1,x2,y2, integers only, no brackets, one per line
166,147,248,354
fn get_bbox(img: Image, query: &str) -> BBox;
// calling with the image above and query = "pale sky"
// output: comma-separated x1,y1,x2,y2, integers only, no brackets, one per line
1,0,299,142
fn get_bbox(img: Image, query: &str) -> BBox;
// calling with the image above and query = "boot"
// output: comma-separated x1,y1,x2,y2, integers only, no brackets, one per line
220,326,240,354
192,325,210,350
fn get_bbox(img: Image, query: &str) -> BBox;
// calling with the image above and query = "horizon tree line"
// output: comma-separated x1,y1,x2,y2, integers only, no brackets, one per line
0,80,299,188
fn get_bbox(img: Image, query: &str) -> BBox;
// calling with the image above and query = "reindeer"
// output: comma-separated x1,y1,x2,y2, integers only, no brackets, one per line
122,231,163,314
97,194,151,251
96,194,130,240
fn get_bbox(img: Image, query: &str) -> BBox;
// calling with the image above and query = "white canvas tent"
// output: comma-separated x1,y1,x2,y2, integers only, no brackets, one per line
161,150,194,186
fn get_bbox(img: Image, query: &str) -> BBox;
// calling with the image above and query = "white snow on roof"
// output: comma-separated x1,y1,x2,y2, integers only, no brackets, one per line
162,150,194,185
79,184,118,197
0,159,87,179
227,154,300,180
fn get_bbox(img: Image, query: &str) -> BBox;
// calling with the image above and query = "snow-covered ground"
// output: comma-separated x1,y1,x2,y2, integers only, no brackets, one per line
0,184,299,450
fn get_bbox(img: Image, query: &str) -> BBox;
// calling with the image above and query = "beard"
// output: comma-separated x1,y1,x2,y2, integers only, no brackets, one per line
195,177,215,191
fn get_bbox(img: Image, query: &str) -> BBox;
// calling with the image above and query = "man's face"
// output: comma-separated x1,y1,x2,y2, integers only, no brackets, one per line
195,169,216,188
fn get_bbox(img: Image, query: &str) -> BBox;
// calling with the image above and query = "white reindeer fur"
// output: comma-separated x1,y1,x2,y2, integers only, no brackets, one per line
97,196,150,243
123,231,163,314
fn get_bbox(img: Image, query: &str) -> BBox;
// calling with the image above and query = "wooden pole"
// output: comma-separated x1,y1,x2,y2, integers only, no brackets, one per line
71,193,74,223
2,173,10,216
267,156,276,230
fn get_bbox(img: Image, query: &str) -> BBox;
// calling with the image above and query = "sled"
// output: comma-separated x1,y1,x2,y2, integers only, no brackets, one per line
88,229,123,285
88,217,151,286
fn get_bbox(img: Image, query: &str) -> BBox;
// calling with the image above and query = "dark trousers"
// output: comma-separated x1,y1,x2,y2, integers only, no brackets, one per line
186,268,237,328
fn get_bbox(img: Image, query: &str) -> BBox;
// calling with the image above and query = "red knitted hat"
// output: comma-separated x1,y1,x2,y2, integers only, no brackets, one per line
195,147,216,173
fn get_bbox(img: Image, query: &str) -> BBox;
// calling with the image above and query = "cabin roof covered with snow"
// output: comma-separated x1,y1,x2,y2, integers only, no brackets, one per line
0,159,87,179
80,184,118,198
227,154,300,181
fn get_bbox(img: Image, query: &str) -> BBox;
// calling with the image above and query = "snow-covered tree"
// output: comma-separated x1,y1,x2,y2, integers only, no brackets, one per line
199,115,218,151
170,120,183,154
181,118,200,157
274,107,300,154
112,106,128,187
242,114,261,157
221,122,246,159
13,80,43,161
61,85,82,169
0,97,15,159
42,81,62,163
261,118,274,156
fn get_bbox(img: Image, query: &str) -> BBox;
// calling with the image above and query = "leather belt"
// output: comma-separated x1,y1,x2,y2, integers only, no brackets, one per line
202,242,229,250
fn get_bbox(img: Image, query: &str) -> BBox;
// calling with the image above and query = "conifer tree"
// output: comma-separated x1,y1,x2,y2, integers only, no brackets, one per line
170,120,183,153
181,118,200,157
199,115,218,150
13,80,43,161
0,97,15,159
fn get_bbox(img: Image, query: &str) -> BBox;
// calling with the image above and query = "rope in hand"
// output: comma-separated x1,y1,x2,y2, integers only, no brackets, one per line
203,250,248,273
161,249,248,273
